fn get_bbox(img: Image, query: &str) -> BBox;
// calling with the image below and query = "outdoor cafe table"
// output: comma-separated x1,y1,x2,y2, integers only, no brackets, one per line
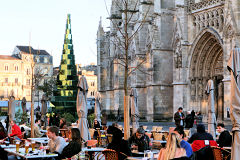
82,147,105,160
27,138,49,144
0,144,16,148
4,148,58,159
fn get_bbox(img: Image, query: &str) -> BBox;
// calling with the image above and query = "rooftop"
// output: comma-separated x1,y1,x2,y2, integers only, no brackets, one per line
0,55,21,60
16,46,50,55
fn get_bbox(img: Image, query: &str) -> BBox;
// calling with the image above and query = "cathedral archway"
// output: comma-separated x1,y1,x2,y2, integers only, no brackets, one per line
189,28,224,121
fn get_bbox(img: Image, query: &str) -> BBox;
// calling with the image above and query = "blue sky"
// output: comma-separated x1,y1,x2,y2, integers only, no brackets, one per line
0,0,111,66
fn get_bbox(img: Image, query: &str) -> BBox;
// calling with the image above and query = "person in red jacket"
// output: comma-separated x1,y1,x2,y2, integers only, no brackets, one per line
8,120,22,139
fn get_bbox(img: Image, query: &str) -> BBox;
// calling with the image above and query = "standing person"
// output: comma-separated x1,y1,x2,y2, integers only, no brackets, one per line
8,120,22,140
108,128,132,160
196,112,203,125
59,128,82,159
174,107,185,127
185,111,193,129
128,127,150,152
158,133,187,160
216,123,232,147
47,126,67,154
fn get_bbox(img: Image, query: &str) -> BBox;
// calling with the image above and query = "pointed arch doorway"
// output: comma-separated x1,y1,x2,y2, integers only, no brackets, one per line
189,29,224,121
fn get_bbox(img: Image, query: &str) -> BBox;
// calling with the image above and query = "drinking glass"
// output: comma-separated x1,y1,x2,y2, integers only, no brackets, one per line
25,142,30,154
31,141,35,151
16,141,20,153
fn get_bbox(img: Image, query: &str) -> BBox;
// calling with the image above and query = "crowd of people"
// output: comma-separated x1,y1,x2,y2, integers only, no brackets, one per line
0,107,233,160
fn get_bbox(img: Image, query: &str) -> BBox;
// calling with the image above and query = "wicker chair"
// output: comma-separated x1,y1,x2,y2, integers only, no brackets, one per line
153,132,164,140
102,149,119,160
211,146,223,160
156,127,163,132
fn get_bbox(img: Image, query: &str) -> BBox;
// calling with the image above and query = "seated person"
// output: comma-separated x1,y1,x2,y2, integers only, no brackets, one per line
93,119,102,139
174,126,193,158
107,128,132,160
59,128,82,159
8,120,22,140
47,126,67,154
34,120,43,138
128,127,150,152
216,123,232,147
107,122,119,134
0,122,7,140
188,124,213,144
158,133,186,160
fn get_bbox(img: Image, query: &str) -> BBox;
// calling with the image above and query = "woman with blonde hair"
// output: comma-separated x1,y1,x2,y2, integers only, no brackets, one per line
158,133,187,160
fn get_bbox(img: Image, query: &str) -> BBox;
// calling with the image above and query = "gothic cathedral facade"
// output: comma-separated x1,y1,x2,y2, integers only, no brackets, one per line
97,0,239,122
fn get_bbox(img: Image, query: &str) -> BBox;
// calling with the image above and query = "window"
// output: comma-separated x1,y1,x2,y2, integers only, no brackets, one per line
15,65,19,71
26,79,30,85
5,78,8,83
4,65,9,71
26,68,30,75
44,57,48,63
15,78,18,84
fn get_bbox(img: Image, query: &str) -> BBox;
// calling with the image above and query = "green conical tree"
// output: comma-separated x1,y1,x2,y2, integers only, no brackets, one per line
52,14,78,112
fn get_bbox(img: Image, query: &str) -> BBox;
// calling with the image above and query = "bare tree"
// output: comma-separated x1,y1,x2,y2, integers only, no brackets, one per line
28,48,48,138
104,0,152,139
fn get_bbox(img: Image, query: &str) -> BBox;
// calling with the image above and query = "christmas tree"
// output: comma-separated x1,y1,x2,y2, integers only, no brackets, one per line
52,14,78,112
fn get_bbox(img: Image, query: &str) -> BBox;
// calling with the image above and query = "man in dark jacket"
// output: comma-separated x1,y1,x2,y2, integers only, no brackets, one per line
128,127,150,152
174,107,185,127
216,123,232,147
185,111,193,129
188,124,213,144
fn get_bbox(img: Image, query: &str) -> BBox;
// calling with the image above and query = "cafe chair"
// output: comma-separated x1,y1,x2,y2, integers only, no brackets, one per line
99,149,127,160
153,132,164,140
156,127,163,132
152,126,158,132
184,130,190,138
211,146,223,160
87,140,98,147
106,134,113,144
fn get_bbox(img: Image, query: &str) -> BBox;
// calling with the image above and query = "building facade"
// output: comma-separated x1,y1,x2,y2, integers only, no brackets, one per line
0,46,53,103
76,64,98,99
97,0,239,122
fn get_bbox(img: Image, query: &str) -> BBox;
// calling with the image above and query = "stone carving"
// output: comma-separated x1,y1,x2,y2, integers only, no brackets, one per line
173,18,183,68
193,7,224,33
189,0,225,13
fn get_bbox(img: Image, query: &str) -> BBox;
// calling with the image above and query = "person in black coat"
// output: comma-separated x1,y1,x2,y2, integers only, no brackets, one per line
107,122,119,134
174,107,185,127
185,111,193,129
216,123,232,147
59,128,81,159
188,124,213,144
107,128,132,160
